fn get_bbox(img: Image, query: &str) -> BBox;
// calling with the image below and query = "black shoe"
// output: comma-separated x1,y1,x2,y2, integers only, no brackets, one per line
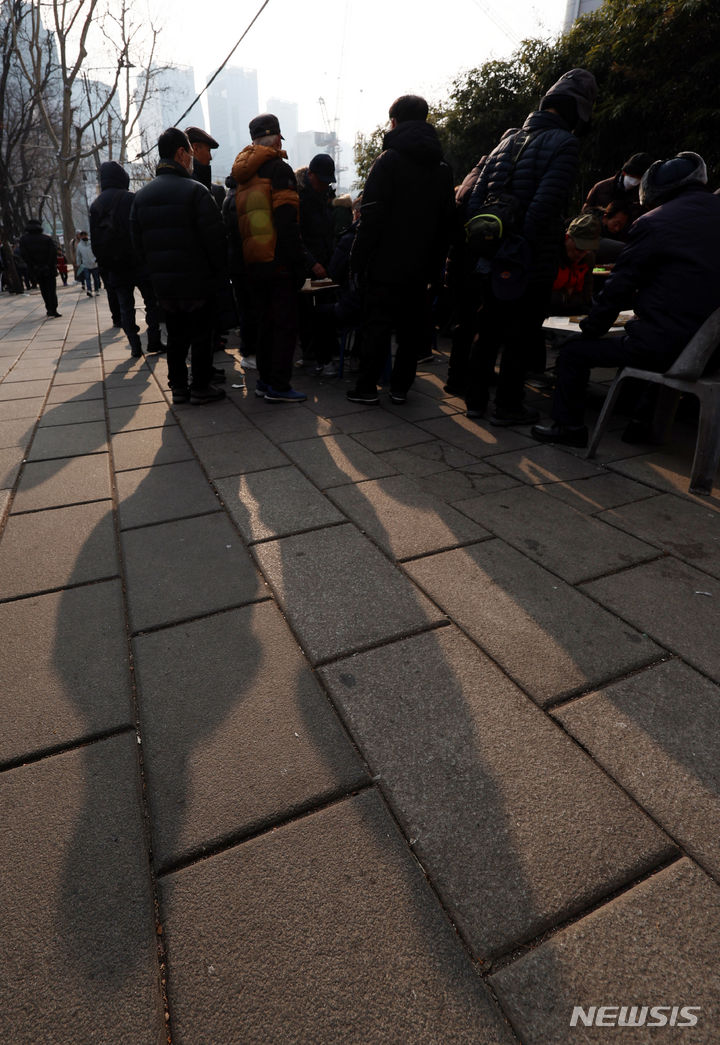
347,388,379,404
129,336,143,358
389,390,407,405
212,366,227,383
190,385,227,405
443,382,463,396
490,404,540,427
146,341,167,354
171,387,191,404
47,311,61,318
530,422,588,448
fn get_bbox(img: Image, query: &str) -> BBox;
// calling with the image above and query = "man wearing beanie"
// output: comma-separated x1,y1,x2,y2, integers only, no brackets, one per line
585,152,654,225
463,68,598,424
532,151,720,446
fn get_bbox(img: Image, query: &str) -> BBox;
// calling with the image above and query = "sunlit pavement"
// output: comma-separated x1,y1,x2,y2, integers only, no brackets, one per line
1,283,719,1043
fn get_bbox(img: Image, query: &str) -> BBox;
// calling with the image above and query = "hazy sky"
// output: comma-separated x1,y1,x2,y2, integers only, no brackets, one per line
152,0,568,143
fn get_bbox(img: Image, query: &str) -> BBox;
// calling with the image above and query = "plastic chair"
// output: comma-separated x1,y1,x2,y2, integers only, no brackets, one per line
586,307,720,495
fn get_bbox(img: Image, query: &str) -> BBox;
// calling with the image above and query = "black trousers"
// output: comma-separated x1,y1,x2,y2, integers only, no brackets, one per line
465,280,552,412
164,301,213,391
355,281,431,395
38,273,58,315
552,334,676,426
252,277,298,391
115,280,162,349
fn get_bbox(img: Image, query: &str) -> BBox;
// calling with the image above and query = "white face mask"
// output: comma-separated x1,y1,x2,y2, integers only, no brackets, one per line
623,174,641,190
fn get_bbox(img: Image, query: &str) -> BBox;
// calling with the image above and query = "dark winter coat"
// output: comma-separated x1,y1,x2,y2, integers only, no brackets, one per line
467,110,580,284
89,161,139,282
18,220,57,278
350,120,454,286
298,181,335,272
580,186,720,361
130,158,228,302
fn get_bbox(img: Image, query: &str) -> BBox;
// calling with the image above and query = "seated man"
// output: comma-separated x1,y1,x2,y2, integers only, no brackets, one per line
531,152,720,447
549,213,601,315
584,152,653,226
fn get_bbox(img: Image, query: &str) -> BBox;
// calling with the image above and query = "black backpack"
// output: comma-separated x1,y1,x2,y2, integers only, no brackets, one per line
464,132,533,258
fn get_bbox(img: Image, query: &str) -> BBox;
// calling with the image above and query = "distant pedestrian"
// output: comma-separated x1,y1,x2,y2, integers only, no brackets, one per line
56,246,68,286
18,219,61,317
75,232,100,296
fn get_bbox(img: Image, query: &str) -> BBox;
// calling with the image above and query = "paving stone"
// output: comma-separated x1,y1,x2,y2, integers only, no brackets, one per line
488,442,604,484
28,419,107,459
122,513,266,631
379,438,489,478
105,382,165,408
490,859,720,1043
46,380,104,403
192,427,286,477
417,413,535,457
116,460,221,530
540,472,657,515
0,378,50,401
351,421,436,453
321,628,674,959
428,471,523,502
107,401,176,434
597,492,720,578
38,398,106,426
0,501,118,597
0,734,164,1042
11,453,111,512
111,425,193,471
172,402,252,438
0,580,133,764
52,367,103,385
0,416,35,449
609,445,720,499
328,474,489,560
4,365,56,381
455,485,658,583
405,541,660,705
160,790,512,1044
0,487,9,525
254,524,442,663
555,659,720,879
134,601,368,869
582,557,720,682
282,433,397,489
0,447,24,489
103,368,153,389
330,410,409,435
255,408,338,443
216,465,344,542
0,396,44,421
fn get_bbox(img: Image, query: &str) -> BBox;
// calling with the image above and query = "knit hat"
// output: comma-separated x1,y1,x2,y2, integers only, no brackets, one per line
541,68,598,125
640,152,708,207
623,152,653,178
567,213,601,251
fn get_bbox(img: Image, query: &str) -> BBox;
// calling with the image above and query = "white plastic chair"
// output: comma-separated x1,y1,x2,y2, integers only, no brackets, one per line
586,307,720,495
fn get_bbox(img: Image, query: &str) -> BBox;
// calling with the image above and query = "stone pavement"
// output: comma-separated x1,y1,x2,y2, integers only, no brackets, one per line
1,283,719,1044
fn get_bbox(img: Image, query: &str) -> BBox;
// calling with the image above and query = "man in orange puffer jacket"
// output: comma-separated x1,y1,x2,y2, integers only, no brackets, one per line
232,113,307,403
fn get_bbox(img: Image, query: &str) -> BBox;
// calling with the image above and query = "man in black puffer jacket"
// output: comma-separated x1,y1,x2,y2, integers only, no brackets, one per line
532,152,720,447
130,128,229,405
18,219,60,317
347,94,455,404
463,68,598,425
90,161,164,357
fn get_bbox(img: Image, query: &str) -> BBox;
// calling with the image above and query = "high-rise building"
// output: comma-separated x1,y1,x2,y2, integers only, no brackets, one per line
266,97,299,148
206,66,258,180
563,0,604,32
136,64,204,160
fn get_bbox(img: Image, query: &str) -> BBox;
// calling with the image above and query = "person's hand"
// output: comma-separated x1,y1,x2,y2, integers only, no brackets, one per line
311,262,328,279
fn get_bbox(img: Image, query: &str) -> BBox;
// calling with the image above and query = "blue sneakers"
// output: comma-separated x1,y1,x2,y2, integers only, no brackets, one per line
264,386,307,403
255,379,269,398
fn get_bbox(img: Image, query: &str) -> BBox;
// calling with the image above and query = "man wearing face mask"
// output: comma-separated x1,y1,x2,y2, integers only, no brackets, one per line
584,152,653,226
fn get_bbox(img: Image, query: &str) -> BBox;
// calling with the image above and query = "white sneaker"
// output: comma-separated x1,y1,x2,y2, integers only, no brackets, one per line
240,355,257,370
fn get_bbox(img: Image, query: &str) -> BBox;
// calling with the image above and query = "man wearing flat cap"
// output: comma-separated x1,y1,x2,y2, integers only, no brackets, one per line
232,113,307,402
185,126,219,192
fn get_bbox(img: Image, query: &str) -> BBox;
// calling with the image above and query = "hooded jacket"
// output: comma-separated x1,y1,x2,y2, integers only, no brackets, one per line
298,178,335,272
130,158,228,302
467,109,580,284
18,220,57,278
351,120,454,285
581,185,720,361
232,144,304,280
89,161,138,279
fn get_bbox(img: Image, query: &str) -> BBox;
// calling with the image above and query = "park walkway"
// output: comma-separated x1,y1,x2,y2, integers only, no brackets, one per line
1,282,719,1044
